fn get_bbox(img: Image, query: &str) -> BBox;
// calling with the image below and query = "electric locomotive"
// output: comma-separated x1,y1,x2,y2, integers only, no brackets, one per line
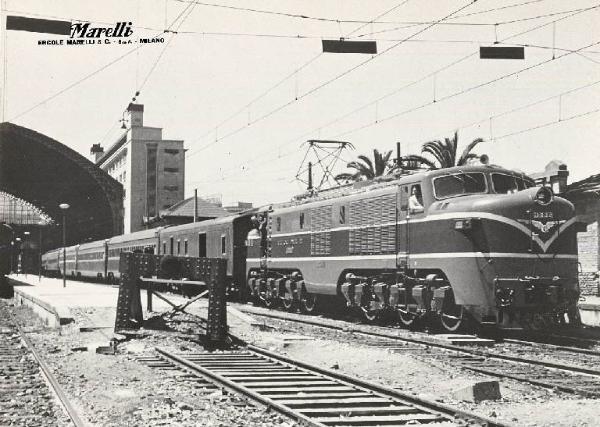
246,165,580,331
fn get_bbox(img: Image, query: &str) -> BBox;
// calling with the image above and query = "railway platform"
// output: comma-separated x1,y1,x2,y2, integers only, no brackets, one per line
6,274,191,328
579,296,600,327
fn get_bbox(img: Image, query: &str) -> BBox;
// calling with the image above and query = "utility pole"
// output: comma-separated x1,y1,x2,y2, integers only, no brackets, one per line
193,189,198,223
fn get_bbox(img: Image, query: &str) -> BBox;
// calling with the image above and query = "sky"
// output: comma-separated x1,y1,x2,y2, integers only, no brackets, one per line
1,0,599,207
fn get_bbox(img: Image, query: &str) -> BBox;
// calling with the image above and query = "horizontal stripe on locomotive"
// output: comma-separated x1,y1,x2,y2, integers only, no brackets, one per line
247,252,578,262
255,211,576,254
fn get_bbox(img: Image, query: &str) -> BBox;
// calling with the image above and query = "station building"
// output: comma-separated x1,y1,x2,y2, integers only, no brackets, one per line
92,104,185,233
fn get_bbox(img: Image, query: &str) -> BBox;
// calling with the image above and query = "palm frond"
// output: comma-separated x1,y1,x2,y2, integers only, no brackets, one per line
458,137,485,166
403,154,437,170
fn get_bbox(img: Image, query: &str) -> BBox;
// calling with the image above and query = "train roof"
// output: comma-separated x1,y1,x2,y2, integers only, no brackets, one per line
264,164,533,210
78,239,106,250
108,227,158,244
160,214,238,235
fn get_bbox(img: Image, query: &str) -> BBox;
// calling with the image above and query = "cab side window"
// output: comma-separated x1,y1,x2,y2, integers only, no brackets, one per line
409,184,424,214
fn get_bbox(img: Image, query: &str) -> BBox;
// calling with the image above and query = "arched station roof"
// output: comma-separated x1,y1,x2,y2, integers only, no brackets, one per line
0,122,123,246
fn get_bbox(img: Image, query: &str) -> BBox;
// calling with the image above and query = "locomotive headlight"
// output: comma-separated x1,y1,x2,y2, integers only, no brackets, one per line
534,186,554,206
454,218,473,230
454,219,471,230
454,218,480,232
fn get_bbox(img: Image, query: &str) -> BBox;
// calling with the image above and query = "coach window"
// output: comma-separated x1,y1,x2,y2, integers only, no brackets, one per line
276,217,281,232
170,237,174,255
162,242,166,255
299,212,305,229
198,233,207,257
221,235,226,255
177,240,181,255
184,240,188,256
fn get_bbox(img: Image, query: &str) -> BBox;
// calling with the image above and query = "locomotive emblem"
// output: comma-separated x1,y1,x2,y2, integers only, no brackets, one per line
530,219,566,234
516,210,567,250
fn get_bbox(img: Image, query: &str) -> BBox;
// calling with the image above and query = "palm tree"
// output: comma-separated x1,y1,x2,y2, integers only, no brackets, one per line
404,131,484,170
335,149,396,182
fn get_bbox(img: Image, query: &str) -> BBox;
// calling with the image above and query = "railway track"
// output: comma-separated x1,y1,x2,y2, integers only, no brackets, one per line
141,345,507,426
0,301,85,427
236,305,600,398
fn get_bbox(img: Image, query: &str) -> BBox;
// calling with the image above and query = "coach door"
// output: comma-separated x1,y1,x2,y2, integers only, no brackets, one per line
397,185,410,269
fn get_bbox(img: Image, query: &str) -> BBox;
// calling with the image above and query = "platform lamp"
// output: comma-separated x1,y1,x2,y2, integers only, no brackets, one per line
23,231,30,276
59,203,70,288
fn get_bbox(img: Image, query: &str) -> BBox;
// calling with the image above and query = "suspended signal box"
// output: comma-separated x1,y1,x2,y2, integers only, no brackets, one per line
322,40,377,54
6,16,71,35
480,46,525,60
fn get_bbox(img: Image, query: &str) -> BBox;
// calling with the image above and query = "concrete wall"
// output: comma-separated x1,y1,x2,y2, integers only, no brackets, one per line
574,200,600,296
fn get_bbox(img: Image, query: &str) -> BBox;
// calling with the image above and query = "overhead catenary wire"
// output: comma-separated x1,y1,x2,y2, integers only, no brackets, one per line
204,19,600,183
331,37,600,140
354,5,598,38
186,0,479,159
190,1,599,162
276,3,600,152
197,103,600,186
186,0,416,152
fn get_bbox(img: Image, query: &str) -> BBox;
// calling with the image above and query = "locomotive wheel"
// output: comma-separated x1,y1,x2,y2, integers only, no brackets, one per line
440,289,465,332
398,308,417,327
361,307,379,323
440,305,464,332
281,295,295,311
300,291,317,314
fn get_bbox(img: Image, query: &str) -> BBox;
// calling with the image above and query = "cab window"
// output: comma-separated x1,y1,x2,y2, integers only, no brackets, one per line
433,173,486,199
492,173,518,194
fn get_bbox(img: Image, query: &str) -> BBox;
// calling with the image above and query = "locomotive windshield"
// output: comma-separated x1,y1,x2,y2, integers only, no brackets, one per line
433,172,486,199
491,173,534,194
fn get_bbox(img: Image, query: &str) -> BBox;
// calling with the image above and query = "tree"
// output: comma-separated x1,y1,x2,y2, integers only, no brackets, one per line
404,131,484,170
335,149,396,182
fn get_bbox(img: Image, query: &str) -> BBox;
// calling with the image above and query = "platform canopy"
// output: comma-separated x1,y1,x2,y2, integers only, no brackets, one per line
0,122,123,246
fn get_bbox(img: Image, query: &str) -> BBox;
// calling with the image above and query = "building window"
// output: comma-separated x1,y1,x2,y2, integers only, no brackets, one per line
221,235,226,255
164,185,179,191
164,149,179,154
164,167,179,173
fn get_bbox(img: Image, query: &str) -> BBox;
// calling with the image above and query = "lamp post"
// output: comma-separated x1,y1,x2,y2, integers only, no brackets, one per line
23,231,30,277
15,237,21,274
38,221,44,282
59,203,70,288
